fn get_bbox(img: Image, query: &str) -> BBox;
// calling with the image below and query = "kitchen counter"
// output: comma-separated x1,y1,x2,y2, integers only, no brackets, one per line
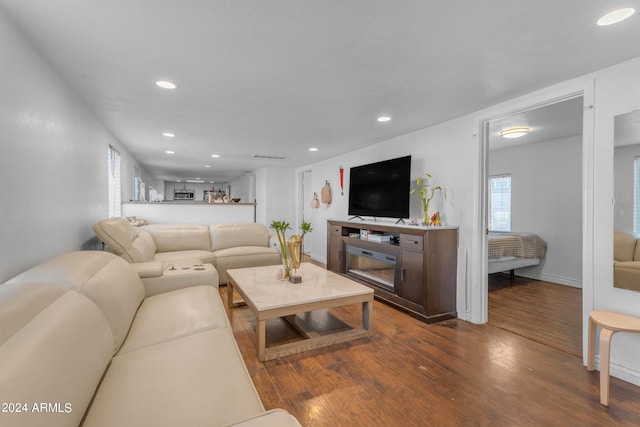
122,201,256,224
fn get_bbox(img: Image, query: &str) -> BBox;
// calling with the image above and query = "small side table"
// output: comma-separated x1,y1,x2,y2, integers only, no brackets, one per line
587,310,640,406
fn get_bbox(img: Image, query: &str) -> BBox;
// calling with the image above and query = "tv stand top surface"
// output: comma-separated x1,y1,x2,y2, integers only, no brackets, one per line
331,218,458,231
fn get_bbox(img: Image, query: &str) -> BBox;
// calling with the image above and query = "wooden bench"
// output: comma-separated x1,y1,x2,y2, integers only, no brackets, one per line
587,310,640,406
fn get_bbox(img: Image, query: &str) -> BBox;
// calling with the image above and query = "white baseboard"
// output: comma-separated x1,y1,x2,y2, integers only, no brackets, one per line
516,271,582,288
591,356,640,388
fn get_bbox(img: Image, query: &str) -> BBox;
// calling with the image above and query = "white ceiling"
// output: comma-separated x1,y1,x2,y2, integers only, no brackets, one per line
2,1,640,182
489,96,584,150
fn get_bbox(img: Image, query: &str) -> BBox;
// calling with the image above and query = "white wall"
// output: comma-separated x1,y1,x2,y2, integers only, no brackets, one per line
590,56,640,386
228,173,254,203
276,56,640,387
490,135,583,286
293,118,474,316
0,11,152,282
253,167,296,230
614,143,640,234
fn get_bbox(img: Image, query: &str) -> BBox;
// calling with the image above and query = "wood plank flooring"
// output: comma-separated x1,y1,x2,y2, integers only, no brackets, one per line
488,274,582,356
219,281,640,426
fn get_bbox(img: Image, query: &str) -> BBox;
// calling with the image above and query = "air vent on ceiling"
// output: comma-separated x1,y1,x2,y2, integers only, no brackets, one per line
253,154,286,160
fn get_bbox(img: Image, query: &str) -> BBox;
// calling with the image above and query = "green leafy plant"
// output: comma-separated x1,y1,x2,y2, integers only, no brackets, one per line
410,173,445,224
270,220,292,277
300,221,313,240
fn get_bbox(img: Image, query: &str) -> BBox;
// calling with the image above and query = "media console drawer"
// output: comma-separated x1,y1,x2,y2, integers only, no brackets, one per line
400,234,423,250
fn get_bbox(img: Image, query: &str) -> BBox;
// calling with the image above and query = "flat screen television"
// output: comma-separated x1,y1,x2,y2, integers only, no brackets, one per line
348,155,411,220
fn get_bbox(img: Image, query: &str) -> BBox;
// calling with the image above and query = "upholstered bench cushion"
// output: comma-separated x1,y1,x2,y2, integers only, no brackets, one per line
213,246,282,284
83,329,265,427
117,285,229,354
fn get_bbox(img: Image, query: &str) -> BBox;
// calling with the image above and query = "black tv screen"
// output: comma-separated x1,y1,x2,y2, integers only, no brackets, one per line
348,155,411,220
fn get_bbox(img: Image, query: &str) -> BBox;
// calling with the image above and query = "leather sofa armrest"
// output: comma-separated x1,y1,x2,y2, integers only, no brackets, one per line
227,409,301,427
131,261,164,278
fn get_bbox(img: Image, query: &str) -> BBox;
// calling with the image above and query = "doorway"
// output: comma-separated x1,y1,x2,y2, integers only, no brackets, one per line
477,83,596,361
301,170,313,257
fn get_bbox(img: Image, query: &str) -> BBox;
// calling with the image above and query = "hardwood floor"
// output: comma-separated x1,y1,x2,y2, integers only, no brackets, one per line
219,282,640,426
488,274,582,357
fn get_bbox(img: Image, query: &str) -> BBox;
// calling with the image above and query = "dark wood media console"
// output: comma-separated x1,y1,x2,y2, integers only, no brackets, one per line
327,220,458,323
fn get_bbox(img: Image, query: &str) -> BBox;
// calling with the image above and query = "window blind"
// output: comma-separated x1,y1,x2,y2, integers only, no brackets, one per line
489,174,511,232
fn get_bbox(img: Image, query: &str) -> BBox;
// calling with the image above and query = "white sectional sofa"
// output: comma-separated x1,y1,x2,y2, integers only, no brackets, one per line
0,250,300,427
92,218,282,286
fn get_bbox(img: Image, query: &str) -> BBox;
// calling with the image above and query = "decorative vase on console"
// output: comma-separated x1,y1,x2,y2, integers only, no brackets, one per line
410,173,445,225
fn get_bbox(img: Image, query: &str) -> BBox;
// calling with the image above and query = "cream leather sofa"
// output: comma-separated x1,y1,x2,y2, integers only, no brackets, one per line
92,218,281,286
614,230,640,291
0,250,300,427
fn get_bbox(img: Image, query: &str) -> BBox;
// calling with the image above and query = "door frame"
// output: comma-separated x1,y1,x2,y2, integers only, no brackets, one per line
472,79,595,363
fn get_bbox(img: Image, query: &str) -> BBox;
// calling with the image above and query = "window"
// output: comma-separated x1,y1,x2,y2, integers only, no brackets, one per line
489,174,511,232
134,166,141,201
108,145,121,218
634,158,640,234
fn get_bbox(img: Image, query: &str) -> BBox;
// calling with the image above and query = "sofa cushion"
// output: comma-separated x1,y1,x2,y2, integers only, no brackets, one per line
211,222,271,251
117,285,229,354
93,218,157,262
83,329,265,427
614,230,638,262
154,249,216,265
212,246,281,284
0,283,113,427
144,223,212,252
6,251,145,354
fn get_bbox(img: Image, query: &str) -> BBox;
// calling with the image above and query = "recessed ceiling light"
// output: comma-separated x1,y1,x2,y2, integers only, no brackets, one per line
308,147,319,152
500,127,530,139
155,80,177,89
204,165,211,168
211,154,220,158
163,132,175,138
165,150,175,154
597,8,635,26
377,116,391,122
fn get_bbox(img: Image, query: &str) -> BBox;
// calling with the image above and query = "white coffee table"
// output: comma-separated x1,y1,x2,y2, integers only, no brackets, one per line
227,263,373,361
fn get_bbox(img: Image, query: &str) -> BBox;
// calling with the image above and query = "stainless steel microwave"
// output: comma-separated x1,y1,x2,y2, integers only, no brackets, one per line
174,190,194,200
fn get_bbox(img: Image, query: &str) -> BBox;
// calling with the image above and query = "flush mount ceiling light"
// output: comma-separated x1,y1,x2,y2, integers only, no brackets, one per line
377,116,391,122
155,80,177,89
211,154,220,158
308,147,318,152
204,165,211,168
597,8,635,26
500,126,530,139
163,132,175,137
165,150,175,154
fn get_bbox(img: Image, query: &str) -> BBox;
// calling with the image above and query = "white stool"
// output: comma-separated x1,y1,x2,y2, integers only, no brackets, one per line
587,310,640,406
